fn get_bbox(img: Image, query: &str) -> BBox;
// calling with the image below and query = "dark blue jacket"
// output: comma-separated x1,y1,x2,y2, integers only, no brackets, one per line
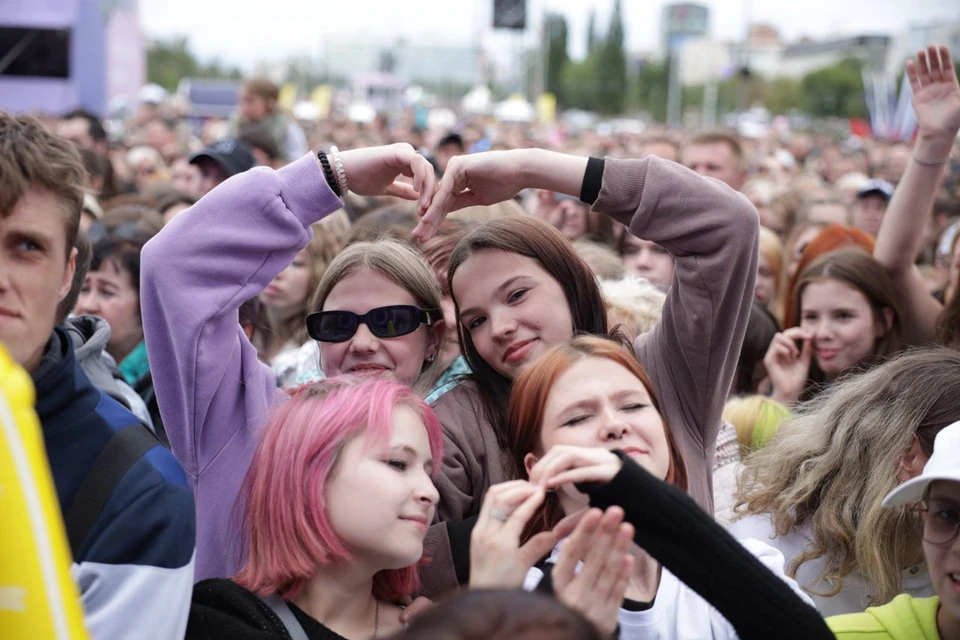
34,328,196,639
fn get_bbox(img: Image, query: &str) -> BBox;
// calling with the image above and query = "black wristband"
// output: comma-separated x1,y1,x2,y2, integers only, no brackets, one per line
317,151,342,197
579,157,605,205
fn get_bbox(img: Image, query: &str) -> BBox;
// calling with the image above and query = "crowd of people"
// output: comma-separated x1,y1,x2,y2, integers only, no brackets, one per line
2,44,960,640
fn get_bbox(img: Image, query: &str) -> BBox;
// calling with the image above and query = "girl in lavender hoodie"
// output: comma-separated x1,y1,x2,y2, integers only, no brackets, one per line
141,144,446,581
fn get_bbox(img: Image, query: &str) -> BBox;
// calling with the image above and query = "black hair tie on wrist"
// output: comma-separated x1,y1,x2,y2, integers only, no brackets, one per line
580,157,605,205
317,151,342,198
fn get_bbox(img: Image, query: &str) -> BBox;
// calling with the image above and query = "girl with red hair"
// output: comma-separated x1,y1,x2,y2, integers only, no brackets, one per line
467,336,831,639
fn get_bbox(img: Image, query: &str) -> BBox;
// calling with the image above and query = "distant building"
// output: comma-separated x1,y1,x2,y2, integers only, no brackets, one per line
0,0,145,116
660,3,710,57
888,21,960,77
777,35,890,78
321,38,480,87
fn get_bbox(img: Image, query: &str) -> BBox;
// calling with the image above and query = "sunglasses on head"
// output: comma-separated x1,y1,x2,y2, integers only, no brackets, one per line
306,305,442,343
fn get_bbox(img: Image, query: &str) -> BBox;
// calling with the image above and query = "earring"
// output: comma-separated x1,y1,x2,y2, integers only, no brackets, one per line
426,353,436,363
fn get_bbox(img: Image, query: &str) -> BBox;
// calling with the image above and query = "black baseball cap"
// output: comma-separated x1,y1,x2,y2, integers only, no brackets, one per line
189,137,257,177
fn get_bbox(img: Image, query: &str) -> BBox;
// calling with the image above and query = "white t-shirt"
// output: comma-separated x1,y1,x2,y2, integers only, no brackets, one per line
523,537,815,640
727,513,933,616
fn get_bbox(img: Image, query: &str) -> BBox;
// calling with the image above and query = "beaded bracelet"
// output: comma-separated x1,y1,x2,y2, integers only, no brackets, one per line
329,145,349,195
316,151,342,197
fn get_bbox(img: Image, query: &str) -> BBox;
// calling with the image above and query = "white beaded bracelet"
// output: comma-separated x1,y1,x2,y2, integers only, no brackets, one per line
329,145,349,195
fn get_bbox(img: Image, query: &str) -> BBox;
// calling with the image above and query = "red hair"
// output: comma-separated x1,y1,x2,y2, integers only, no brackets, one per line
507,335,687,542
783,224,875,327
233,377,443,601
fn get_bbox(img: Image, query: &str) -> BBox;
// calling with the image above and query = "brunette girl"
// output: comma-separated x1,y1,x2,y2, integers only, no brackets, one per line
411,146,759,522
764,248,903,405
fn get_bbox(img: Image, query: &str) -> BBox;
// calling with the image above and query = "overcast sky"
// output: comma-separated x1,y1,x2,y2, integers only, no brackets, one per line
139,0,959,69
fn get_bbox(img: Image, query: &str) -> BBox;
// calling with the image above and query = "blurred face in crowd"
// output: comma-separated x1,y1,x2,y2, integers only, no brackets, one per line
621,236,674,289
56,117,101,152
324,404,438,569
0,190,76,373
806,201,849,226
788,225,824,279
883,144,911,185
75,258,143,363
435,142,464,174
641,140,679,163
432,265,461,374
755,253,778,306
171,158,202,199
799,277,890,381
682,142,744,189
319,268,441,386
194,158,228,197
239,88,271,122
453,250,574,380
143,120,178,157
553,200,590,241
529,356,670,510
261,247,312,320
852,195,888,237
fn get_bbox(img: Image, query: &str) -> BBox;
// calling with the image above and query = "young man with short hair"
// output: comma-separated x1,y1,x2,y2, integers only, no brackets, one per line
0,110,195,639
682,131,747,190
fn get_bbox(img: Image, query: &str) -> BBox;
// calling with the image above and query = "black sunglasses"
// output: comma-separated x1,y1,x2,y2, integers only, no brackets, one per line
306,305,442,343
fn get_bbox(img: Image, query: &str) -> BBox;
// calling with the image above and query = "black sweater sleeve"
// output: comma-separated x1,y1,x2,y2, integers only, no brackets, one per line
578,451,833,640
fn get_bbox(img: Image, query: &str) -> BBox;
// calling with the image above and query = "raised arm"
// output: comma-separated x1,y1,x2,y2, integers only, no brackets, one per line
593,156,759,457
873,45,960,345
141,154,343,479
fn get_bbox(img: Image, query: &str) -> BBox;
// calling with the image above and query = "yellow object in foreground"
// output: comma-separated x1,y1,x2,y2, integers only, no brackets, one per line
0,345,88,639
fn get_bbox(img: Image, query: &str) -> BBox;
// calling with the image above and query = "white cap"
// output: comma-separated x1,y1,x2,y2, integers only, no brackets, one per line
138,83,168,105
883,421,960,507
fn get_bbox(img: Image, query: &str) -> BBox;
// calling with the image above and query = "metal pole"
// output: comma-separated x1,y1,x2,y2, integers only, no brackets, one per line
667,50,681,127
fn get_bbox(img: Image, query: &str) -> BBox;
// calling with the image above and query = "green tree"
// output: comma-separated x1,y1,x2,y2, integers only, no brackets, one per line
636,59,669,122
586,10,599,55
147,37,242,92
801,57,867,118
544,13,569,104
594,0,627,114
562,56,599,112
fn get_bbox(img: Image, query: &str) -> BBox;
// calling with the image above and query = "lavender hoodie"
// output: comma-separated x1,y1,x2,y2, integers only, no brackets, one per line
141,154,342,580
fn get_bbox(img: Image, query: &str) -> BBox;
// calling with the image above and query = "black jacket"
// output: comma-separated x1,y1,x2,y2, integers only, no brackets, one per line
188,579,348,640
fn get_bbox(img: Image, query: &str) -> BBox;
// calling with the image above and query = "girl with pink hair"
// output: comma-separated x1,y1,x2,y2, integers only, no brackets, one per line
186,376,442,639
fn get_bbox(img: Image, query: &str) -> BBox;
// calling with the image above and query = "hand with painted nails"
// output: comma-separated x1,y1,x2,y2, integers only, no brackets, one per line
337,143,437,213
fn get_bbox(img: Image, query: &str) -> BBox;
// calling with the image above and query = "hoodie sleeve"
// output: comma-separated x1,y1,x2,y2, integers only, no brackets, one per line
140,154,343,481
591,156,759,512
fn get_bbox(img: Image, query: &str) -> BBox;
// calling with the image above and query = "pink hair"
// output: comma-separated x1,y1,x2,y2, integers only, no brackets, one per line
233,376,443,601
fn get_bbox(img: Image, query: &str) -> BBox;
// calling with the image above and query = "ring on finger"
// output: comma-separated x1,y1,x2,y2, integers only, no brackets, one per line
489,507,510,522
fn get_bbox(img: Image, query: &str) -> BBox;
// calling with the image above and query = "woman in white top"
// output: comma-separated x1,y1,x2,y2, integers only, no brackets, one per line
468,336,828,639
730,347,960,615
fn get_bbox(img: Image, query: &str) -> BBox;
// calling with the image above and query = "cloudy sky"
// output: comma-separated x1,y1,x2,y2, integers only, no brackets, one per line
139,0,959,68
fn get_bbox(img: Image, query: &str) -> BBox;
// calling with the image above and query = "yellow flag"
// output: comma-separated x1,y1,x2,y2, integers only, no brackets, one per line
0,345,88,639
278,83,298,110
537,93,557,125
311,85,333,119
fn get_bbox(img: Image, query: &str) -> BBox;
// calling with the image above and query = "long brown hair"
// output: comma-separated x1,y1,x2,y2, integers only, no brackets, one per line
507,335,687,542
789,247,903,397
448,217,608,450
